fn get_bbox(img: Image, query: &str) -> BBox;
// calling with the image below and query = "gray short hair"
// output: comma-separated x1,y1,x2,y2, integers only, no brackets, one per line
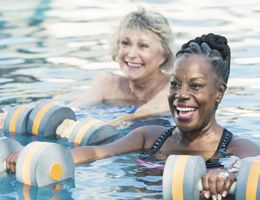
110,8,175,73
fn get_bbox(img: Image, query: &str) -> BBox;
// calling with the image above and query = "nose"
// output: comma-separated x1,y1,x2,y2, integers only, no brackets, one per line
127,46,138,58
175,85,190,99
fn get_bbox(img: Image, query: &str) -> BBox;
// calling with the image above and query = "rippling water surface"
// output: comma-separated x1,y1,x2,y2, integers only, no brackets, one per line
0,0,260,199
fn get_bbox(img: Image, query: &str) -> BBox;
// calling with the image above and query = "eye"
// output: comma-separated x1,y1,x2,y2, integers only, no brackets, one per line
170,80,181,89
120,40,129,46
190,83,204,90
139,43,149,48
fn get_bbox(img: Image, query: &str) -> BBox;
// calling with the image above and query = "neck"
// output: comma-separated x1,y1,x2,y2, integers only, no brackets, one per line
128,72,170,101
178,120,223,147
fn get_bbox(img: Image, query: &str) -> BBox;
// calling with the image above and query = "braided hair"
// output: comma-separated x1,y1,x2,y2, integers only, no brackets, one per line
176,33,231,84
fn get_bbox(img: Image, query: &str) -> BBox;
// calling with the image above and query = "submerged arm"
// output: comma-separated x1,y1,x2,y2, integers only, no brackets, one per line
110,85,170,126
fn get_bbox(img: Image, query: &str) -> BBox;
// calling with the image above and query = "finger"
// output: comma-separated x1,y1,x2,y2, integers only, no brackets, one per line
222,174,236,196
222,179,232,197
10,162,15,173
201,173,210,191
216,176,226,194
5,158,10,172
8,155,16,173
200,190,211,199
211,194,217,200
6,152,19,173
202,172,214,199
208,176,218,197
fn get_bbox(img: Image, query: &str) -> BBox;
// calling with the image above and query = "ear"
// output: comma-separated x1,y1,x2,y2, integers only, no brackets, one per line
158,51,167,67
216,83,227,103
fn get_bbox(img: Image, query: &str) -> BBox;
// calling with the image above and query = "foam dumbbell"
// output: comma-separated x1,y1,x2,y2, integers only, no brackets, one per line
57,118,118,146
0,136,23,171
0,137,75,187
3,101,77,137
163,155,260,200
3,100,118,144
16,141,75,187
3,105,34,135
27,100,77,137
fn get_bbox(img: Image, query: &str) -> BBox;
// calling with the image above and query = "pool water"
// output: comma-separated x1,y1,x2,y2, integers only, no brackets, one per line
1,0,260,199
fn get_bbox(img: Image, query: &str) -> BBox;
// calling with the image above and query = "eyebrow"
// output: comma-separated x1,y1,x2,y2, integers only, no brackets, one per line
171,74,207,80
120,35,152,43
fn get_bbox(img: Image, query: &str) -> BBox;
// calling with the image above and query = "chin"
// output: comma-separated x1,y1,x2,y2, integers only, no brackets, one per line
174,117,196,131
176,124,195,132
124,72,143,80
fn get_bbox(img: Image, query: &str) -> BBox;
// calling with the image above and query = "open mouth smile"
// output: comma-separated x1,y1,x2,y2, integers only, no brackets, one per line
126,62,143,69
175,106,196,120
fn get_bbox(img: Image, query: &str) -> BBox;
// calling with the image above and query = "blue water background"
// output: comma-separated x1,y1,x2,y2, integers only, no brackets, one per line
0,0,260,199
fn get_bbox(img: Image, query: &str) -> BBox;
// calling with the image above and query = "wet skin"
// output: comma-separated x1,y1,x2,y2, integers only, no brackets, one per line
116,29,166,81
168,55,225,135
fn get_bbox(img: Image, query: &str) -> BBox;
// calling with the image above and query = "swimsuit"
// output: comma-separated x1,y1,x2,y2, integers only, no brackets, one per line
138,126,233,169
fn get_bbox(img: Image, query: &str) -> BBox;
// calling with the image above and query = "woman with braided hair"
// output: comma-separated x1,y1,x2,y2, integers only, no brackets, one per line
6,33,260,199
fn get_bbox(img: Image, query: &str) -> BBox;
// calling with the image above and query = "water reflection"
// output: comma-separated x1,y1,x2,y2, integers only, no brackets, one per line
0,0,260,199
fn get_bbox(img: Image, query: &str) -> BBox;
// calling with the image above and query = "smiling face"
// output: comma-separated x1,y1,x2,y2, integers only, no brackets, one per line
168,55,226,132
116,29,166,80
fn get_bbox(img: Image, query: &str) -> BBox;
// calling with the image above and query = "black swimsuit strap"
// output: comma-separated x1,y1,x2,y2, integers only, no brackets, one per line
216,128,233,157
139,126,233,169
206,129,233,168
139,126,176,160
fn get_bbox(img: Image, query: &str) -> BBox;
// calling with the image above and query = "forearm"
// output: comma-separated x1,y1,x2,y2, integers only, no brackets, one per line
70,145,111,165
109,108,169,126
71,146,96,164
109,112,150,126
70,127,147,164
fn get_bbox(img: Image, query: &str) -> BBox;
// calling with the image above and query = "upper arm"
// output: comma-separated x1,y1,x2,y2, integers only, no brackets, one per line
229,137,260,158
68,75,114,108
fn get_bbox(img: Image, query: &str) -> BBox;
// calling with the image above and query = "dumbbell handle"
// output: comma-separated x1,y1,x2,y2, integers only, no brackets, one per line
198,179,236,195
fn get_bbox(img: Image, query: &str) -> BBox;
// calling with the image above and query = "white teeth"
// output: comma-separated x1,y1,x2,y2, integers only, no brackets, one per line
176,107,196,112
127,62,142,67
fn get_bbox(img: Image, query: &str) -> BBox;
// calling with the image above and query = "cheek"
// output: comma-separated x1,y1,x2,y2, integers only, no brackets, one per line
117,49,124,57
197,92,218,113
117,45,128,55
116,50,126,63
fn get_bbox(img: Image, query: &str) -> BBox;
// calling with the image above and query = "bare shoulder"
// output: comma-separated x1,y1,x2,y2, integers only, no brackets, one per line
97,73,118,85
229,135,260,158
93,73,122,93
230,135,259,147
130,125,166,149
101,73,127,88
133,125,166,135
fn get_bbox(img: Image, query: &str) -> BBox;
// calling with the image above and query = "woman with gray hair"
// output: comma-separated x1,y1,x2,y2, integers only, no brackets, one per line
68,8,175,124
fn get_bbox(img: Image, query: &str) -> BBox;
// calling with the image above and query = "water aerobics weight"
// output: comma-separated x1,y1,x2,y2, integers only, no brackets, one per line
0,137,74,187
163,155,260,200
3,100,117,145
